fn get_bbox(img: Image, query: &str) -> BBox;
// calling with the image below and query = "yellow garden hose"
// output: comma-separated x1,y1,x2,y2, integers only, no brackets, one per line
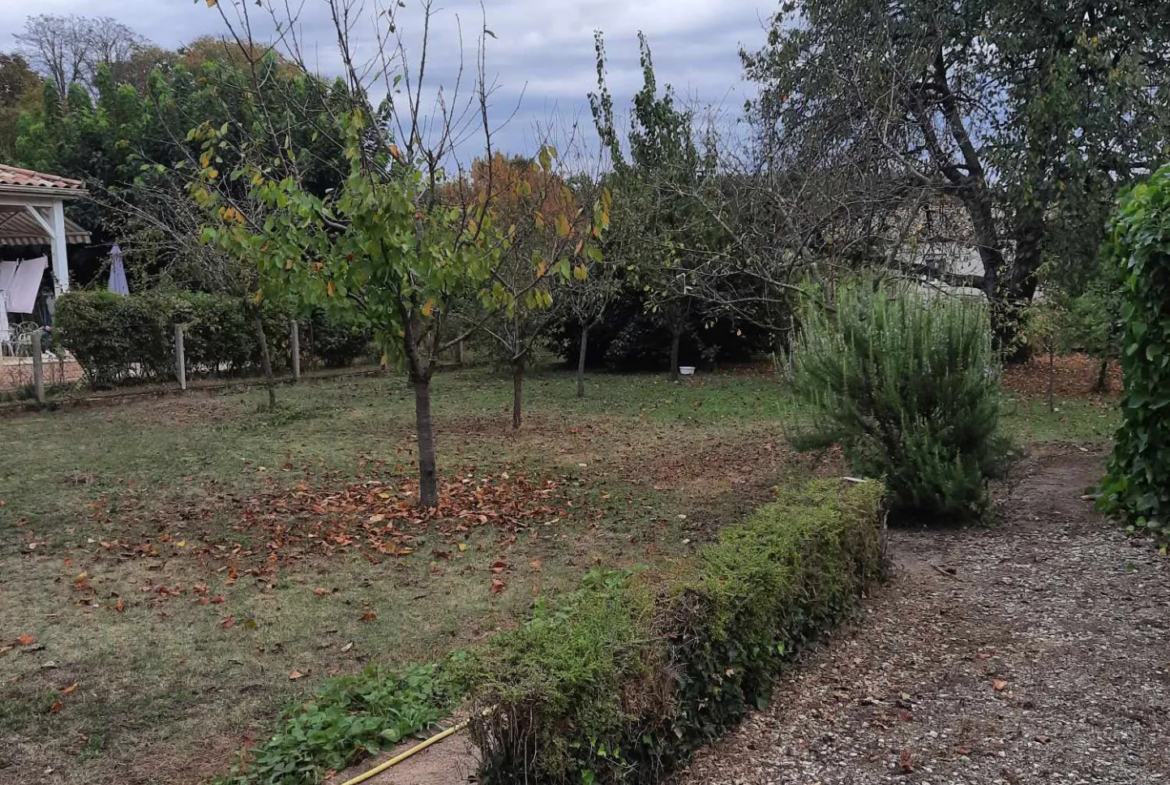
338,708,492,785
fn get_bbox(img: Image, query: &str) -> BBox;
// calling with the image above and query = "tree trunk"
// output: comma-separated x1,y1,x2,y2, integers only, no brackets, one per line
1094,358,1110,394
669,327,681,383
455,339,464,366
577,324,588,399
1047,343,1056,413
252,311,277,411
412,372,438,507
512,356,524,429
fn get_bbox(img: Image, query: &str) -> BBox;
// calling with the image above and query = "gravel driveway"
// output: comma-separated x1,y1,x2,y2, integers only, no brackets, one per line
677,448,1170,785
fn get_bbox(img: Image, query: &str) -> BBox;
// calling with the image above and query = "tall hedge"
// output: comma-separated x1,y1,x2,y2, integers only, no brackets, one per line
55,291,377,388
790,280,1011,521
1099,165,1170,536
463,479,885,784
54,291,179,387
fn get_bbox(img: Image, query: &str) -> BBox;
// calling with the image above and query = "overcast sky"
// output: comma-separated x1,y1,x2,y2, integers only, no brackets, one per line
1,0,775,159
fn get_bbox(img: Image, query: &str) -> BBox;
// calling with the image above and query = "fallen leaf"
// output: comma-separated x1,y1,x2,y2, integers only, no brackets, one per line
340,642,354,653
17,635,35,646
50,701,62,713
530,559,543,571
313,587,329,596
490,578,507,594
220,616,235,629
490,560,508,574
60,683,78,695
898,749,914,773
209,595,225,604
359,612,377,622
288,670,305,680
458,542,468,552
992,679,1009,692
114,598,124,613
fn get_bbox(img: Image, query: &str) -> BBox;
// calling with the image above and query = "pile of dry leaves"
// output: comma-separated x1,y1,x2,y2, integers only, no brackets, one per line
85,469,568,580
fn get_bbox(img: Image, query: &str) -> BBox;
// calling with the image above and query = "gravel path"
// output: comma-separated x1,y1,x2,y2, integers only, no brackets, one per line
678,448,1170,785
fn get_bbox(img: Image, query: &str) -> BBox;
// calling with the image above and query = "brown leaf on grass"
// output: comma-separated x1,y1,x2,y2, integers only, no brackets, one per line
530,559,543,571
288,670,305,680
60,683,78,695
50,700,62,713
359,612,377,622
17,635,35,646
490,560,508,574
114,598,124,613
992,679,1009,692
490,578,507,594
220,616,235,629
209,595,225,604
313,587,329,596
340,642,354,653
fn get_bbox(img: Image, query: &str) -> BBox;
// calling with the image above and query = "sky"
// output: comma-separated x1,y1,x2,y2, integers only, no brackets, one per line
1,0,777,161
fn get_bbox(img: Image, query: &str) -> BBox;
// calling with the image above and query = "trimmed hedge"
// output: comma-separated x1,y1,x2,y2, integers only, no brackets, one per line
55,291,373,387
1099,165,1170,536
463,478,885,784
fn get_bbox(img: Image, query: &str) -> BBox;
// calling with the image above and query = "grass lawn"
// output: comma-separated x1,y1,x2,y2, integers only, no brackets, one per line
0,362,1117,785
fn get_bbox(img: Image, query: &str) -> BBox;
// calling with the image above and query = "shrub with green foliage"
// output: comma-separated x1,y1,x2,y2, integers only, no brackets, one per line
1099,165,1170,539
789,281,1011,521
308,308,374,368
218,661,460,785
55,291,371,387
54,291,176,387
464,479,885,784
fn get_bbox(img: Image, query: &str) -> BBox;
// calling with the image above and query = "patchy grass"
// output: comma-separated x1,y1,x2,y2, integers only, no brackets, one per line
0,364,1108,785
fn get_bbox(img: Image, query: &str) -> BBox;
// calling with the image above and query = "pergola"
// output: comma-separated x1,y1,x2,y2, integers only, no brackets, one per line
0,165,90,294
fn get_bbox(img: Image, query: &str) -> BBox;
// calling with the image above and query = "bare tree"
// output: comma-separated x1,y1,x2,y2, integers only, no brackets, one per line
15,14,145,96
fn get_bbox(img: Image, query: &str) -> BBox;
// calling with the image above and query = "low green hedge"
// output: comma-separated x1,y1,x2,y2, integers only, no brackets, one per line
55,291,373,387
463,478,886,784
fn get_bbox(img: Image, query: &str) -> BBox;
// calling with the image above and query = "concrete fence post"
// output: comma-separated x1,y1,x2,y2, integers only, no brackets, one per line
175,324,187,390
290,319,301,382
31,330,45,404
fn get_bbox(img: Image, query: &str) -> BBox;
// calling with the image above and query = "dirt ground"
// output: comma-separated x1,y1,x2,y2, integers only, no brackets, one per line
679,447,1170,785
337,447,1170,785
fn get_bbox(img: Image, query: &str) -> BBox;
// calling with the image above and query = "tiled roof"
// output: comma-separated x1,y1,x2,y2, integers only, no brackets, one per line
0,165,86,192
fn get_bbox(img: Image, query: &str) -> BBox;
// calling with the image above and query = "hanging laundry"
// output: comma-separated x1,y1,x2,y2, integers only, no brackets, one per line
5,256,48,314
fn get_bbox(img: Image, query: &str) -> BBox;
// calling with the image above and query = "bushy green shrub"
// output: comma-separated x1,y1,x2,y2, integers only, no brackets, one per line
789,281,1011,521
1099,165,1170,538
464,479,885,784
54,290,313,386
54,290,175,386
218,661,460,785
308,308,374,368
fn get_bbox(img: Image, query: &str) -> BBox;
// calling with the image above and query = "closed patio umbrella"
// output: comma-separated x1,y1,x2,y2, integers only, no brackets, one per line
108,244,129,295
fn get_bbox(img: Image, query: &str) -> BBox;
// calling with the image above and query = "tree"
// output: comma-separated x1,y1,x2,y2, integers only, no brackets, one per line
591,32,722,381
744,0,1170,348
15,14,145,97
0,53,41,160
558,175,620,398
465,152,608,425
195,0,561,506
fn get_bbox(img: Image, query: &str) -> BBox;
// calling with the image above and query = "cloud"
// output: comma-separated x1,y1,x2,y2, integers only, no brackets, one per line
1,0,774,156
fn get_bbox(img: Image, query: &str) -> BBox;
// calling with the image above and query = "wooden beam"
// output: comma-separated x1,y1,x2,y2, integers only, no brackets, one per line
23,204,53,236
49,201,69,294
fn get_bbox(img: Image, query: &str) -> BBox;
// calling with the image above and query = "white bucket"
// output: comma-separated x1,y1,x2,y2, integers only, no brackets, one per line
679,366,696,376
